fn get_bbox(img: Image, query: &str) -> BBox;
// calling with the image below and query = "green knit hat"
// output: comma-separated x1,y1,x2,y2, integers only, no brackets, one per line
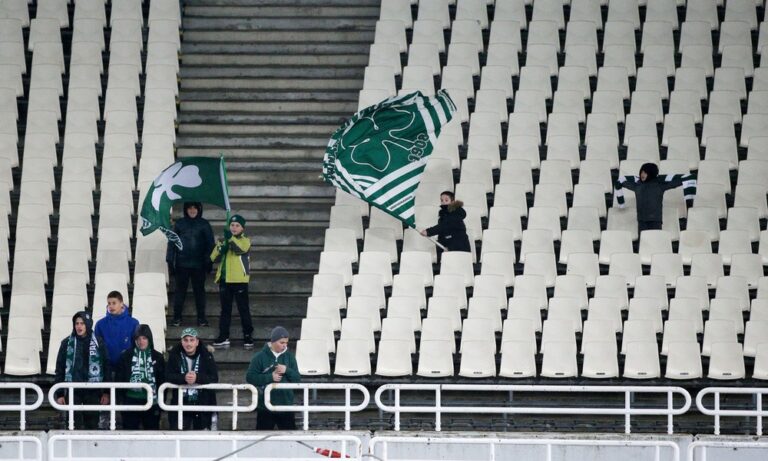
229,214,246,228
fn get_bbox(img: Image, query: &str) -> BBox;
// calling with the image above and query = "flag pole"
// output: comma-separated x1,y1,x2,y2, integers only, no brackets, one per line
220,154,231,223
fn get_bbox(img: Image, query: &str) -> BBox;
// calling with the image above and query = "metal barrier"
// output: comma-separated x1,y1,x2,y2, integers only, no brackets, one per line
48,382,153,431
370,436,680,461
0,383,44,431
47,433,363,461
158,383,258,430
375,384,692,433
695,387,768,435
687,439,768,461
0,436,43,461
264,383,370,431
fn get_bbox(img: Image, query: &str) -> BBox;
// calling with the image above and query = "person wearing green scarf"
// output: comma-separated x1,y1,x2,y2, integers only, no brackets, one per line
53,311,110,429
167,328,219,430
116,324,166,430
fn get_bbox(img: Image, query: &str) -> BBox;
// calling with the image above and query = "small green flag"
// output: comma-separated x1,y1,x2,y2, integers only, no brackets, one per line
139,157,230,249
322,90,456,226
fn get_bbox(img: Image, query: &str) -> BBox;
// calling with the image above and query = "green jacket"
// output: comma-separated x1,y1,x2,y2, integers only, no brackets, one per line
245,344,301,409
210,234,251,283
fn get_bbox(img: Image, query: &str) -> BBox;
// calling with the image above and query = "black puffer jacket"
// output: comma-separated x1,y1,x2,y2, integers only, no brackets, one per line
616,163,684,222
115,324,166,403
426,200,472,252
166,202,215,270
165,341,218,407
54,311,110,399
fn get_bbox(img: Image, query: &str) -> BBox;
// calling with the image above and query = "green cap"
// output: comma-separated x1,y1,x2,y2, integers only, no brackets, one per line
180,327,198,338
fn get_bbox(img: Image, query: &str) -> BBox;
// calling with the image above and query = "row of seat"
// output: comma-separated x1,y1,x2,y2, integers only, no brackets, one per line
1,0,180,375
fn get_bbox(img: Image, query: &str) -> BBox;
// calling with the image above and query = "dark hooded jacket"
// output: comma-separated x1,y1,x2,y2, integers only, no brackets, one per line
615,163,684,222
115,324,166,403
166,340,218,407
166,202,215,270
426,200,472,251
54,311,110,399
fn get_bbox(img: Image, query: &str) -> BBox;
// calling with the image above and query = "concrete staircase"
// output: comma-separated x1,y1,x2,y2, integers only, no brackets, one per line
172,0,380,374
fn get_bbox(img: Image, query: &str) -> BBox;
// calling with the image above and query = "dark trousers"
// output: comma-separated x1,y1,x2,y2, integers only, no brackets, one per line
218,282,253,339
59,391,100,429
173,267,208,321
638,220,663,232
256,409,296,430
168,411,213,430
122,405,161,430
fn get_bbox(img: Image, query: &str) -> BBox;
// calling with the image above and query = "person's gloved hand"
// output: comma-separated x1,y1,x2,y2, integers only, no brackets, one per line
223,229,233,241
217,238,229,253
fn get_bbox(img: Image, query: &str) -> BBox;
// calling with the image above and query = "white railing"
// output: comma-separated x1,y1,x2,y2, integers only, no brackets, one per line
264,383,370,431
157,383,258,430
370,436,680,461
375,384,692,433
0,436,43,461
48,382,153,431
47,433,363,461
0,383,44,431
687,439,768,461
695,387,768,435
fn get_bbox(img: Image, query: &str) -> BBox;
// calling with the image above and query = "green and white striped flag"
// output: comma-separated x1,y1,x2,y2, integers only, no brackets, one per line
322,90,456,226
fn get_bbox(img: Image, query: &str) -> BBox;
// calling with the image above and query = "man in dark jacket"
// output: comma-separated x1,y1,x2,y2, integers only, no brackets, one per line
167,202,215,327
245,326,301,430
115,324,165,430
94,291,140,376
614,163,686,232
166,328,219,430
54,311,110,429
420,191,471,252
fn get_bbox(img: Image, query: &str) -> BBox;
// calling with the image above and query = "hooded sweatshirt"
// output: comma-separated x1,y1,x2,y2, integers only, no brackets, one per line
166,202,215,270
425,200,472,252
94,306,140,366
54,311,109,399
613,163,693,222
116,324,166,403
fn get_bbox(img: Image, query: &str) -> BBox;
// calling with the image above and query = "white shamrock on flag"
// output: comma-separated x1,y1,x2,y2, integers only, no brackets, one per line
151,162,203,210
348,107,416,173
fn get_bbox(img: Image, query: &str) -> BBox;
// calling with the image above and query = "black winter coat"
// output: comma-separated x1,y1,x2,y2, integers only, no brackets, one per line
166,203,215,270
618,177,684,222
165,342,218,407
115,346,166,403
426,201,472,252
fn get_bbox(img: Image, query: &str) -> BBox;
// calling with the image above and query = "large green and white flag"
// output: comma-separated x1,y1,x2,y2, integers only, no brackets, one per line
322,90,456,226
139,157,231,249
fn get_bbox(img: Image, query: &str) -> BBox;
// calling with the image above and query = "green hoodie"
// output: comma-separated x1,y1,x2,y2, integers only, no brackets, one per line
246,344,301,409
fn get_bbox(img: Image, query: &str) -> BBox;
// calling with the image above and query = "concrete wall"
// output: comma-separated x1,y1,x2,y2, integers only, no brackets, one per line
2,431,767,461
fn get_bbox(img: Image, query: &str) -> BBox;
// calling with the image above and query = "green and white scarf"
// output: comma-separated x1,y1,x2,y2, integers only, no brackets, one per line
127,348,156,402
64,334,104,383
179,352,200,402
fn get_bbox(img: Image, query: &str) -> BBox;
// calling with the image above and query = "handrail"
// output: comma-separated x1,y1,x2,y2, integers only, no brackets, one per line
695,387,768,435
0,383,44,431
370,436,680,461
687,439,768,461
375,384,692,433
265,383,370,430
48,383,153,430
157,383,258,430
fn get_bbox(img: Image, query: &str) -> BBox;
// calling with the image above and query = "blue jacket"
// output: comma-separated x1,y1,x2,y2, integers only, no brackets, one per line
94,307,140,366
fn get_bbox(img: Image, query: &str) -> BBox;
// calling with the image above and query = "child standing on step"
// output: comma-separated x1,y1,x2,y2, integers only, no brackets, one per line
211,214,254,349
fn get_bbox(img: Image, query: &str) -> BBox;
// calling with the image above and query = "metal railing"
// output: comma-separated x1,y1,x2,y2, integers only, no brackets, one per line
48,382,153,430
264,383,370,431
157,383,258,430
370,436,680,461
375,384,692,433
0,436,43,461
47,433,363,461
687,439,768,461
695,387,768,435
0,383,44,431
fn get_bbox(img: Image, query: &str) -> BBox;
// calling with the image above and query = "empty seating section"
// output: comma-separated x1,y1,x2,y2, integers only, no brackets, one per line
0,0,180,375
301,0,768,381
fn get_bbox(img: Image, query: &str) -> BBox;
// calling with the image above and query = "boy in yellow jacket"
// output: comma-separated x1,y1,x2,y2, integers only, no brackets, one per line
211,215,254,348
